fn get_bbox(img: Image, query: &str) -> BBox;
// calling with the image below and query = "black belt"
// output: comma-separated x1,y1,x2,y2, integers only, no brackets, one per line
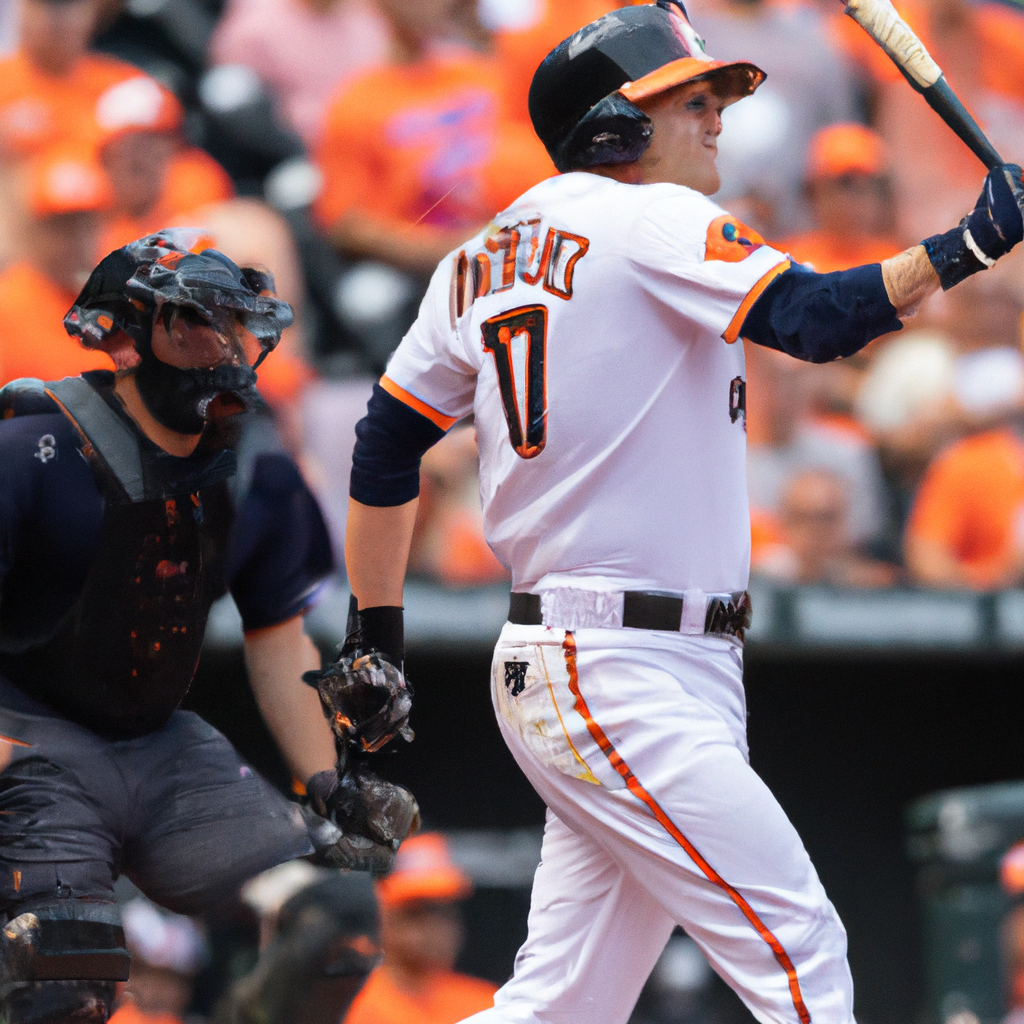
508,590,751,638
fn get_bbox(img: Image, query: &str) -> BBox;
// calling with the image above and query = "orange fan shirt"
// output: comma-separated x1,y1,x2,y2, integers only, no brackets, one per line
779,230,901,274
344,966,496,1024
101,146,236,253
108,1002,183,1024
494,0,625,125
0,262,113,385
906,428,1024,589
0,50,140,158
314,51,553,238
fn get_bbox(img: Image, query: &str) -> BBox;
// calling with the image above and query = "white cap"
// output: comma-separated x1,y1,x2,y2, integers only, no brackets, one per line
856,331,956,433
239,860,328,918
954,347,1024,417
120,899,208,975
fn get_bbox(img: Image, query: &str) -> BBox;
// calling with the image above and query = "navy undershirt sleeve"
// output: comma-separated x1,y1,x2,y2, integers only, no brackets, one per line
350,383,447,507
226,453,335,631
740,263,903,362
0,414,104,635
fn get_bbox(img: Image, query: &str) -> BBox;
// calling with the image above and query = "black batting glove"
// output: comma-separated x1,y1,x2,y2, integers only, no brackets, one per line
303,598,412,760
923,163,1024,289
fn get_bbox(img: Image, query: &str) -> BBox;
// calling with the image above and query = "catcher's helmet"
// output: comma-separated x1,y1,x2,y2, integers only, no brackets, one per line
64,228,293,369
529,0,765,173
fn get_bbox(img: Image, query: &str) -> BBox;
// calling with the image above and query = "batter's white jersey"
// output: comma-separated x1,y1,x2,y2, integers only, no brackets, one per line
382,171,790,594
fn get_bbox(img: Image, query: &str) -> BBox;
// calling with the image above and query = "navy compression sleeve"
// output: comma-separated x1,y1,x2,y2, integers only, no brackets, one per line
350,383,447,507
740,263,903,362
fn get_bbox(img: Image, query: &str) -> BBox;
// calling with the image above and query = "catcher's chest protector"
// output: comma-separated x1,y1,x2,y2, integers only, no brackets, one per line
0,376,235,737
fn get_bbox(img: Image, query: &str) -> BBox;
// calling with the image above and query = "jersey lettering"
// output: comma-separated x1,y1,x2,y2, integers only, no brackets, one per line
481,305,548,459
451,221,591,319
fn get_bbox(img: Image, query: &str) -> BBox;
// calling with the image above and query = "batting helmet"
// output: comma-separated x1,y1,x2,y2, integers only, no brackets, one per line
529,0,765,173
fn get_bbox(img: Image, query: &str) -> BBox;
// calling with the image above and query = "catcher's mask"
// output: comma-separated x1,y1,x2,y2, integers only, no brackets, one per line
529,0,765,173
64,228,294,434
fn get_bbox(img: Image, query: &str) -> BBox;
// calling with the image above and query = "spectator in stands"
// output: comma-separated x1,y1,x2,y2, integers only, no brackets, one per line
854,329,963,553
904,363,1024,590
746,344,889,559
837,0,1024,240
781,123,901,272
209,0,392,147
892,270,1024,577
0,0,137,160
314,0,553,277
0,145,114,384
96,75,234,253
695,0,860,236
0,0,137,266
491,0,624,125
109,898,207,1024
217,866,380,1024
753,468,899,587
344,833,496,1024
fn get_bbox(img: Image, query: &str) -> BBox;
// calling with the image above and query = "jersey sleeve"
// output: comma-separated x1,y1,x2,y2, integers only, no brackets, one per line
225,453,334,631
628,191,790,344
379,252,480,426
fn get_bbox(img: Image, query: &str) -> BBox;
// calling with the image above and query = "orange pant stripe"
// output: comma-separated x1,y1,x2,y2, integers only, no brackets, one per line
562,633,811,1024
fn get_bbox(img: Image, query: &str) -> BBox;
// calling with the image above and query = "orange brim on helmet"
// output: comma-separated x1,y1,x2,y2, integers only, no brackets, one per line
619,57,765,106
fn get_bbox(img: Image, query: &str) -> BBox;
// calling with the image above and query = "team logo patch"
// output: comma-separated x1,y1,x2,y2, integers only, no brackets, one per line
705,215,764,263
34,434,56,463
504,661,528,697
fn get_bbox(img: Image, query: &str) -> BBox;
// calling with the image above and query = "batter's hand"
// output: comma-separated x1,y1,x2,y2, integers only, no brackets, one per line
923,163,1024,289
964,164,1024,262
305,650,413,757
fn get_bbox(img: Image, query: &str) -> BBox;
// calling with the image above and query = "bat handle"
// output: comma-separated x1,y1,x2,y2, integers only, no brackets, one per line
924,76,1004,170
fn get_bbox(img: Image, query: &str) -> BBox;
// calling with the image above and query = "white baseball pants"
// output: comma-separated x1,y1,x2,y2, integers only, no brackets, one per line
461,622,854,1024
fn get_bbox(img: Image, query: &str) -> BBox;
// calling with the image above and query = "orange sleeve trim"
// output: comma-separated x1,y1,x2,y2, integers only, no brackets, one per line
722,258,791,345
562,634,812,1024
379,375,458,431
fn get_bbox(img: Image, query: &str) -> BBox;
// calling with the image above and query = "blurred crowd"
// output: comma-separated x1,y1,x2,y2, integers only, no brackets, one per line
100,832,497,1024
2,0,1024,591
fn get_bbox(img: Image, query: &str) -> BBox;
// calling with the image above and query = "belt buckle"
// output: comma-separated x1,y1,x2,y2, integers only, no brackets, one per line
703,591,752,639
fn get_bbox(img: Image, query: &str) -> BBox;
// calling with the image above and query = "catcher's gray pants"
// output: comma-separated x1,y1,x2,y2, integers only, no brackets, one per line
0,679,313,920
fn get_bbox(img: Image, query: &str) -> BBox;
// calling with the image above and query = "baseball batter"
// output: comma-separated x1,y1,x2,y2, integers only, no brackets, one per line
334,3,1024,1022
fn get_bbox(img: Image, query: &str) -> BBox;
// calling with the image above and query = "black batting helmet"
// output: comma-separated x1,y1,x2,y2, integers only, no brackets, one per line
529,0,765,173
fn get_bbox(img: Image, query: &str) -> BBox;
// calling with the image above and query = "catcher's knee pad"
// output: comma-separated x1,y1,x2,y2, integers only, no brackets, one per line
0,901,128,1024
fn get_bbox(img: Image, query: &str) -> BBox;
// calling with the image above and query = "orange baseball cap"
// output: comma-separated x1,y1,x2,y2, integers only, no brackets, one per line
375,833,472,909
93,75,184,149
806,123,887,182
1002,841,1024,895
28,146,113,218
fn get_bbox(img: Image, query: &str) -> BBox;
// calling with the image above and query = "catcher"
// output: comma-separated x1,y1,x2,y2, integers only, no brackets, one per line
0,230,416,1024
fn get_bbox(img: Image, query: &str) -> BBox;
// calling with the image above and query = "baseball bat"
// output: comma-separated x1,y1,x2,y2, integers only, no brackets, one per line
843,0,1003,170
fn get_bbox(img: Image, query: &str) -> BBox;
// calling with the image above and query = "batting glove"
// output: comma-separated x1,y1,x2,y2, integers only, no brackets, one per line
923,163,1024,289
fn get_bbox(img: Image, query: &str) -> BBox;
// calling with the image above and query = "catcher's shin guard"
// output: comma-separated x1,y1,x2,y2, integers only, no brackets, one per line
0,902,129,1024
